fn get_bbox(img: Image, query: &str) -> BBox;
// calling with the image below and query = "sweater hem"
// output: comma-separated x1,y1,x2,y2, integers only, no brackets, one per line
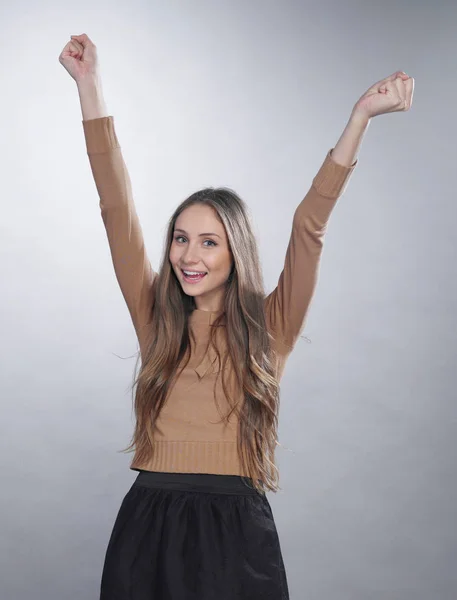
130,440,248,476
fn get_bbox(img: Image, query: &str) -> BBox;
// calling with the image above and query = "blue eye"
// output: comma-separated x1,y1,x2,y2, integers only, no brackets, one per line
174,236,217,247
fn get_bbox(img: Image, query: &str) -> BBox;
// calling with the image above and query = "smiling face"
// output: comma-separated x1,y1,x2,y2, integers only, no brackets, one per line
169,203,233,311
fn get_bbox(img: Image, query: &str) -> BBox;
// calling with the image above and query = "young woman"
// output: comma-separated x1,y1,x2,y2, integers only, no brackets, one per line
59,33,414,600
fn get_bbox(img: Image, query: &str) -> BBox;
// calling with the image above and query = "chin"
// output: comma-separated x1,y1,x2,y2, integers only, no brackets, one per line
182,287,201,297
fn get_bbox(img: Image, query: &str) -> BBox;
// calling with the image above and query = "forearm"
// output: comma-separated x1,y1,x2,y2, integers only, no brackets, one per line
331,111,370,167
77,74,109,121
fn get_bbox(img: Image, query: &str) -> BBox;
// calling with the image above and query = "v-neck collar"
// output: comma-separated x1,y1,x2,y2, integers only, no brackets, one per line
189,309,224,326
188,310,226,378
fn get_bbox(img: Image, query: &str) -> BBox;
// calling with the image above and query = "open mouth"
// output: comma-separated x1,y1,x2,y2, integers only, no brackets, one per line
181,269,208,284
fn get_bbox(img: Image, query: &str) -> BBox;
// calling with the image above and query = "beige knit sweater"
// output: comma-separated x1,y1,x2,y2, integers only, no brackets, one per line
82,116,355,475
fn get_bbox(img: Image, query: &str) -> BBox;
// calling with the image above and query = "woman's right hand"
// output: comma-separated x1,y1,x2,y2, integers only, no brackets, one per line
59,33,99,84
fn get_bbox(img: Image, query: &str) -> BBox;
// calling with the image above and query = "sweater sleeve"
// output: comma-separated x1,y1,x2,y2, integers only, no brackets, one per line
82,116,156,349
264,150,356,352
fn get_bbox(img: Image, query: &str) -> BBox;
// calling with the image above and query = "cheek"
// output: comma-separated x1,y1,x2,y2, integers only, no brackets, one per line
169,245,179,265
209,249,232,273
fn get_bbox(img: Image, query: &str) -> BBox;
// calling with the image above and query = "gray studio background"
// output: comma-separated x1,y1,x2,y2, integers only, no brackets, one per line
1,1,456,599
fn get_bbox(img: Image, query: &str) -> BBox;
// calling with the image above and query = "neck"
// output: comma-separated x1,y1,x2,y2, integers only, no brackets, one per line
193,289,225,313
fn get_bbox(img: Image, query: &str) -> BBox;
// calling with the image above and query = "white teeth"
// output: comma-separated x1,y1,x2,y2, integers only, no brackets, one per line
183,270,206,275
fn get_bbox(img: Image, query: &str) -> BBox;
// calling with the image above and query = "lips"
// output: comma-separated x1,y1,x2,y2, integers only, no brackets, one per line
181,269,207,284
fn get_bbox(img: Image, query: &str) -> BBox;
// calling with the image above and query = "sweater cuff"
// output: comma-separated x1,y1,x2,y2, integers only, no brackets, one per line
82,115,119,155
312,149,357,199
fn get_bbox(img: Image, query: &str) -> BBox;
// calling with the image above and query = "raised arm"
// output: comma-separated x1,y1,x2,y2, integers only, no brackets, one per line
59,34,156,351
264,150,355,352
265,71,414,352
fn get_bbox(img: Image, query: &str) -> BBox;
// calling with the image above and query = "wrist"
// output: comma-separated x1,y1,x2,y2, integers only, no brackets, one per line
76,75,108,121
76,73,102,93
349,108,371,130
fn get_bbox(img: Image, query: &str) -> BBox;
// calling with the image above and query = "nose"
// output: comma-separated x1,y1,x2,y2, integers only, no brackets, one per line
182,243,201,265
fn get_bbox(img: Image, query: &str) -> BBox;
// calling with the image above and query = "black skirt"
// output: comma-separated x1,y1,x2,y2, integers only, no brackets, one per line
100,470,289,599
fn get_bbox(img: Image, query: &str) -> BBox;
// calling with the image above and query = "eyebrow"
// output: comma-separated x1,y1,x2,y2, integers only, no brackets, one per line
174,228,221,239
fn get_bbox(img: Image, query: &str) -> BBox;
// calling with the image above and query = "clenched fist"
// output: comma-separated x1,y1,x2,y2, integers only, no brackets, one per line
353,71,415,120
58,33,99,83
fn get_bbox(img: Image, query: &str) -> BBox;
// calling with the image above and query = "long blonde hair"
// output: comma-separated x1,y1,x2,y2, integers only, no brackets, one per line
124,188,281,493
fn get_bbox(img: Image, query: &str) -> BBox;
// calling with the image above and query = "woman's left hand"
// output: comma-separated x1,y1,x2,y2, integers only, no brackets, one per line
352,71,415,120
